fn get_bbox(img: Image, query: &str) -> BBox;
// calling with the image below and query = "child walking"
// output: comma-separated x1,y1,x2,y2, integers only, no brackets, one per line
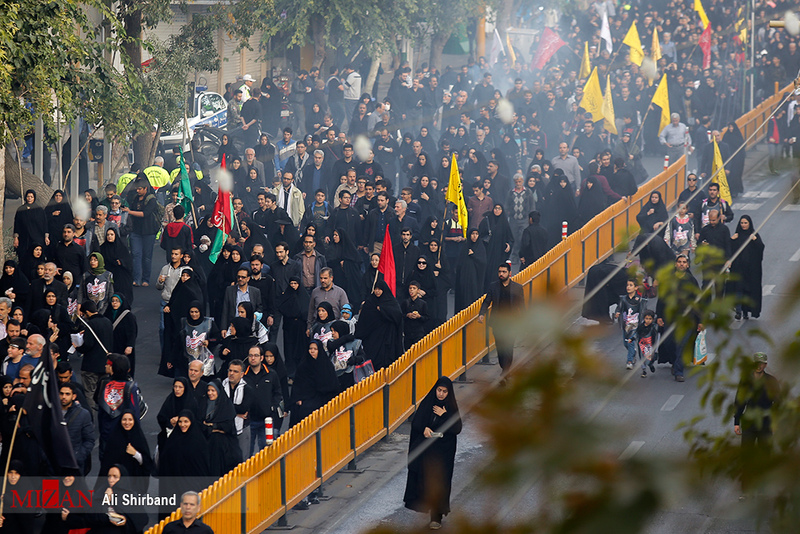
636,310,658,377
614,279,647,370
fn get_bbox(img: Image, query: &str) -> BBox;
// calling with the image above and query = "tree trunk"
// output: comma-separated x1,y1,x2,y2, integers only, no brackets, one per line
429,30,452,71
0,143,5,265
5,148,54,205
311,14,326,69
123,10,156,168
364,52,382,97
497,2,512,44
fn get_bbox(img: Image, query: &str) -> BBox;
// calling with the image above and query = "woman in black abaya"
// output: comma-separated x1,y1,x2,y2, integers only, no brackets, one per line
403,376,462,530
277,277,310,378
360,253,385,309
408,255,439,327
97,410,153,495
289,340,341,427
203,379,242,477
730,215,765,319
100,227,134,305
723,122,746,198
88,464,149,533
104,294,138,377
479,203,514,290
156,378,200,450
162,268,204,377
327,228,363,305
355,280,404,370
455,229,487,312
423,240,452,324
543,172,578,248
577,176,608,227
19,242,46,286
45,189,73,256
157,409,210,520
0,260,30,310
13,189,48,261
636,191,668,236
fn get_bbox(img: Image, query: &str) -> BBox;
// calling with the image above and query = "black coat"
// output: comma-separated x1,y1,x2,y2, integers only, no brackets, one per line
479,210,514,290
76,314,113,374
289,340,340,426
730,216,764,316
455,235,486,312
355,281,404,370
403,376,461,517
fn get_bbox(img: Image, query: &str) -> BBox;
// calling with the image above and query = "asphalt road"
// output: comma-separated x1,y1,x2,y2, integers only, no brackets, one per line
278,146,800,534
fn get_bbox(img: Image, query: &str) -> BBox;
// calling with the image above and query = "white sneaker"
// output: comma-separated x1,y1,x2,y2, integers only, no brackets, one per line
626,363,633,370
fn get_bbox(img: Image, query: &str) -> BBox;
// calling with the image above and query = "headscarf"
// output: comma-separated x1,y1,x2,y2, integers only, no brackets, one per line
412,376,462,435
159,409,210,478
100,227,133,270
89,252,106,275
229,316,253,338
105,293,128,321
315,301,335,325
204,379,237,424
100,410,153,481
186,300,205,327
277,276,310,319
735,214,755,238
157,377,199,429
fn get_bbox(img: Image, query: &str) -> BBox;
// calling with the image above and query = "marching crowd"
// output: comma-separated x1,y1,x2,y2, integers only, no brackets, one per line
1,0,797,531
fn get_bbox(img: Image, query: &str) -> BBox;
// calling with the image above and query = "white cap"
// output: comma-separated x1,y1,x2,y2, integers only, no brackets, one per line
243,74,255,82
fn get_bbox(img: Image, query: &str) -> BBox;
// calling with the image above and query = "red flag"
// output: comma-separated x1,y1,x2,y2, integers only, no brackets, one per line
699,25,712,69
377,225,396,296
531,27,566,70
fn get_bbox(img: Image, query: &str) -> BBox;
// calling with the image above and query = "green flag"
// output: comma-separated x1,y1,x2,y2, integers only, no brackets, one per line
177,148,194,220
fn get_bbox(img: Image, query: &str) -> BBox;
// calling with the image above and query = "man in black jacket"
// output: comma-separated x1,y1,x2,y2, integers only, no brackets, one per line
479,263,525,378
60,382,96,474
75,301,114,411
54,224,87,282
223,359,254,457
243,347,283,455
519,211,549,268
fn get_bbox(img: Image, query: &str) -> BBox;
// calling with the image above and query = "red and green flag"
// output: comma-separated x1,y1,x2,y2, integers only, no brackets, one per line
209,154,234,263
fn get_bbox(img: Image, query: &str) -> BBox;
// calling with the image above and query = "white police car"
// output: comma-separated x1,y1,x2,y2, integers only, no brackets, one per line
161,91,228,150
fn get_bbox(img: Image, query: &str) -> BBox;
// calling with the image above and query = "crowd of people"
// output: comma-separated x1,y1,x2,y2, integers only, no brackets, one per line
3,0,798,531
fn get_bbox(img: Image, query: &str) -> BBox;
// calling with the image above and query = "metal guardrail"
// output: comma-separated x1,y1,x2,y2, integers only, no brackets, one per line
145,83,791,533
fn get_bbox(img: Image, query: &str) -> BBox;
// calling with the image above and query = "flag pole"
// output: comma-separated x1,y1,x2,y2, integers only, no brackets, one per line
183,114,200,229
0,408,26,518
631,103,655,147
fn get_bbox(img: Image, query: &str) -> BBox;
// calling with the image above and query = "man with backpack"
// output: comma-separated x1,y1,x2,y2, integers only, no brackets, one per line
74,301,114,412
123,177,163,286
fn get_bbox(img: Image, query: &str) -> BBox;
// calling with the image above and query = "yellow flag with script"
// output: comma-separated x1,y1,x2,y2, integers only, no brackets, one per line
445,154,469,237
623,21,644,66
711,139,732,204
602,75,617,135
579,67,604,122
651,74,670,133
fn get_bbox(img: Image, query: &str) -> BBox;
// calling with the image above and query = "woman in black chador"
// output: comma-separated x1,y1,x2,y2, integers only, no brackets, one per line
354,280,404,370
454,229,486,312
403,376,462,530
730,215,765,320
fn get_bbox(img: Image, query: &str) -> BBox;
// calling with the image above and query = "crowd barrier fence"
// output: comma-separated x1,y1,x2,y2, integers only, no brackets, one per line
144,83,791,533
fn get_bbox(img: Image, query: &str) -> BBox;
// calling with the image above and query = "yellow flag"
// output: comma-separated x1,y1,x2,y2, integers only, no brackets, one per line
694,0,710,29
579,42,591,79
446,154,469,238
602,75,617,135
506,32,517,65
711,139,732,205
623,21,644,66
650,74,670,133
652,27,662,62
579,67,604,122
